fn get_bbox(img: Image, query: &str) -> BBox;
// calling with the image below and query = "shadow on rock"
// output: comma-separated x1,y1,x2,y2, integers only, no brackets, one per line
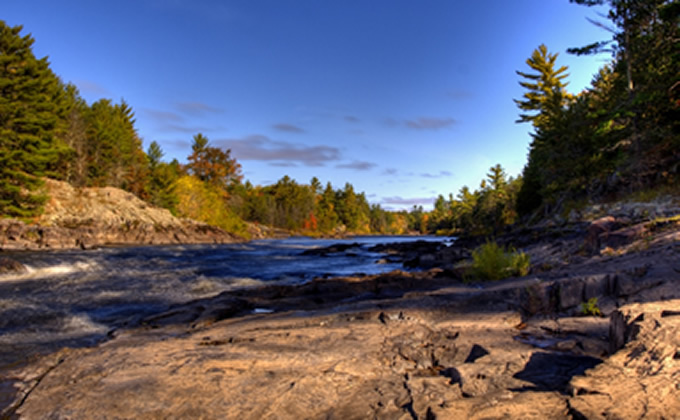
512,352,602,393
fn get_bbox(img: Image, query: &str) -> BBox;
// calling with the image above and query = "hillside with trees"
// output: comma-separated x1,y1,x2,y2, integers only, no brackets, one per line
0,21,406,239
1,0,677,240
408,0,678,236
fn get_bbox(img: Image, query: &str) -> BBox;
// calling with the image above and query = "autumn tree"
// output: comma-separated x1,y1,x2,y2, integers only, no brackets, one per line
186,133,242,192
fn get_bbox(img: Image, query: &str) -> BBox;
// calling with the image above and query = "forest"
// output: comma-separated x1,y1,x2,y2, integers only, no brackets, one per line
411,0,678,236
0,20,410,237
0,0,678,238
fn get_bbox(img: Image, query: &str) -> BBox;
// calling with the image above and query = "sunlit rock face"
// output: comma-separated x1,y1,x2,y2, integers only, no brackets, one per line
0,179,242,250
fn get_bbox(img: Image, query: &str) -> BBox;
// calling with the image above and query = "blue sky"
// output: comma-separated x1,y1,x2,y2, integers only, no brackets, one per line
5,0,610,210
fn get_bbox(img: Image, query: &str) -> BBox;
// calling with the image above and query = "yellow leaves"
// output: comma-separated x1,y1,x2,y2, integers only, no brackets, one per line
173,175,247,236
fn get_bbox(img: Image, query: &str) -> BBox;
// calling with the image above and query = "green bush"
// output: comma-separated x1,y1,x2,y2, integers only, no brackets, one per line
467,240,530,281
579,297,602,317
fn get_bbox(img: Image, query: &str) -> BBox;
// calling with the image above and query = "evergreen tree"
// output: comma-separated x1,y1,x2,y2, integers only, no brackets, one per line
569,0,680,187
514,45,572,216
0,22,70,217
60,84,89,187
83,98,148,196
316,182,339,232
514,44,571,130
146,142,181,210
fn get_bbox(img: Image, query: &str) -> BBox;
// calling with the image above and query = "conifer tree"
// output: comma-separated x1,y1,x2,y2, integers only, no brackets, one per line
0,22,69,217
514,44,571,130
514,45,572,216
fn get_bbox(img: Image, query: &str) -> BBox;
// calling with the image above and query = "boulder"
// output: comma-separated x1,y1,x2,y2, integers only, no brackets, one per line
0,257,26,275
568,300,680,419
585,216,618,255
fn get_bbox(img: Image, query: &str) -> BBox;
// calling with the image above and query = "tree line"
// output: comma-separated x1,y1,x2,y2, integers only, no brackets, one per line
409,0,678,236
2,0,677,238
0,20,406,237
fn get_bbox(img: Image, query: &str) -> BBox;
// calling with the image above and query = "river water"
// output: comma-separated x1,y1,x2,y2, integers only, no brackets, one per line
0,236,446,366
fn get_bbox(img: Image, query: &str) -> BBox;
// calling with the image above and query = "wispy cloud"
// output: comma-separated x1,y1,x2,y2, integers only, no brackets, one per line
215,135,340,167
384,116,456,130
446,89,473,100
335,160,377,171
143,109,184,123
272,123,305,133
75,79,110,96
381,196,436,207
420,170,453,178
406,117,456,130
382,168,399,176
344,115,360,123
141,107,224,134
163,124,217,134
269,162,298,168
175,101,224,115
383,117,400,127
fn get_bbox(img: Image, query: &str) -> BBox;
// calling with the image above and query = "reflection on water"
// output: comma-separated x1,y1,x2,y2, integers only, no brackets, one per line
0,236,446,365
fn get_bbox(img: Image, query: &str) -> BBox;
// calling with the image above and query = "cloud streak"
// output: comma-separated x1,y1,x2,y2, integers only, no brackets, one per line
76,79,110,96
382,168,398,176
175,101,224,115
142,109,184,123
446,89,473,100
406,117,456,130
420,170,453,178
380,196,436,207
215,135,340,167
272,123,305,133
335,160,377,171
384,116,456,130
142,105,225,134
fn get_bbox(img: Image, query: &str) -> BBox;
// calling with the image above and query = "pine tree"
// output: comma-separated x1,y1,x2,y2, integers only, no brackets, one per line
514,45,572,216
514,44,571,130
0,22,69,217
83,98,148,196
316,182,339,232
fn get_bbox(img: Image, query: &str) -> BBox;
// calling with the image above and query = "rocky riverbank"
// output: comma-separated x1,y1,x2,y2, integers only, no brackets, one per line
1,208,678,418
0,179,243,250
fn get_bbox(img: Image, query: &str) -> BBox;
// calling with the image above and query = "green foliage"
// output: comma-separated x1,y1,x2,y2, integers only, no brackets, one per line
516,1,679,217
146,141,182,212
82,99,149,196
579,297,602,317
514,44,571,129
419,164,521,236
232,175,397,235
0,21,70,217
467,241,530,281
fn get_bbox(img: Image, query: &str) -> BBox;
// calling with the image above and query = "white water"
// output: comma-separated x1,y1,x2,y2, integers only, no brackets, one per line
0,236,447,365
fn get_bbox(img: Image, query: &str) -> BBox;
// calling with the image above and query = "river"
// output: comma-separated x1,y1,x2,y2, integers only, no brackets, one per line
0,236,447,366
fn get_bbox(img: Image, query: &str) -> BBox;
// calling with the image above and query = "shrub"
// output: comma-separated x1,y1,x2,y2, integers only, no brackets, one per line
467,240,530,281
579,297,602,317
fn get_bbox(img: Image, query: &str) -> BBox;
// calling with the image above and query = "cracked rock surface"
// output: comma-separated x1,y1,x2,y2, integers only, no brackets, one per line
2,217,679,419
